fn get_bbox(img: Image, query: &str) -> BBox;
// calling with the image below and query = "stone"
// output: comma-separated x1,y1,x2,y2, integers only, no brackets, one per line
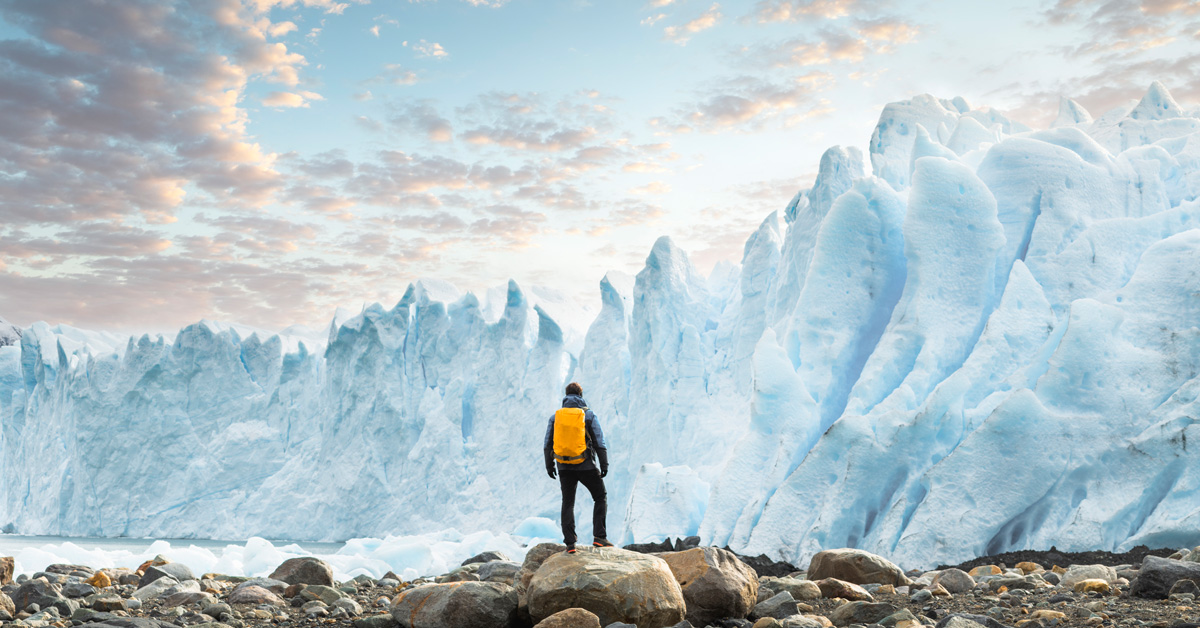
1130,555,1200,598
301,584,346,605
761,577,822,602
931,569,975,594
753,620,782,628
1061,565,1117,588
462,551,511,566
391,581,518,628
910,589,932,603
1015,562,1043,574
828,602,897,627
202,602,232,618
162,590,215,607
138,563,194,589
1029,610,1066,621
0,557,13,585
62,581,96,598
86,572,112,588
806,549,909,586
12,579,77,615
751,591,800,620
1073,579,1110,594
233,577,288,596
968,566,1001,578
478,561,522,584
72,607,118,623
813,578,873,601
879,609,919,627
662,547,759,625
935,614,1007,628
782,617,826,628
354,614,399,628
335,597,364,615
518,543,569,623
89,619,180,628
527,547,685,628
0,591,14,616
534,607,603,628
269,557,335,586
1171,579,1200,596
988,576,1036,591
227,584,285,606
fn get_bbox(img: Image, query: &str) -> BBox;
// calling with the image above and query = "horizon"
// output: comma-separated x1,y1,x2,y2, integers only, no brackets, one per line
1,0,1198,335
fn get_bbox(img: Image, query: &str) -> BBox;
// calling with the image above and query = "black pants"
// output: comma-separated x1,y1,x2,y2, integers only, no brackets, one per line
558,468,607,545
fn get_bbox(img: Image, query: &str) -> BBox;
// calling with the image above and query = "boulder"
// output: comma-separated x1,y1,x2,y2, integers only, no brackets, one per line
760,577,821,602
162,591,215,607
0,557,12,585
806,549,909,586
934,614,1008,628
1170,579,1200,596
132,576,180,601
46,564,94,576
12,579,77,615
750,592,800,620
391,582,518,628
535,607,603,628
463,551,511,566
87,593,127,612
662,547,758,625
1061,564,1117,588
813,578,872,601
62,581,97,598
479,561,522,584
527,547,685,628
0,590,14,616
269,557,335,586
228,584,286,606
828,601,896,627
233,577,288,596
967,566,1000,578
931,569,975,594
1130,556,1200,598
139,563,194,589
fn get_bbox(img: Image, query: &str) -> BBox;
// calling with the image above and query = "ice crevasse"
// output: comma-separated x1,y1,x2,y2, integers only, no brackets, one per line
3,82,1200,569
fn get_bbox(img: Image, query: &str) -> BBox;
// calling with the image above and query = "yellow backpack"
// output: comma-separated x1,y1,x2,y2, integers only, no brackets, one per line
553,408,588,464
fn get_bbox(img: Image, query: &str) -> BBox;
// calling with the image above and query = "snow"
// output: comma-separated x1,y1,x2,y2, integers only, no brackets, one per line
4,82,1200,570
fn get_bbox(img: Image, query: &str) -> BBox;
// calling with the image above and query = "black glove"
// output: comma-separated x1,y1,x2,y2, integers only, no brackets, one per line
547,467,557,479
600,468,608,478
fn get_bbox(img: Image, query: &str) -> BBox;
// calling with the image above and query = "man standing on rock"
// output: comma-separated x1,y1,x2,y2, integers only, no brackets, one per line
544,382,612,553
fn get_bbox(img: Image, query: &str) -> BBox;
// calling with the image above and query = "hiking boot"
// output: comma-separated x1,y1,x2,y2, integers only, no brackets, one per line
593,538,614,548
565,544,576,554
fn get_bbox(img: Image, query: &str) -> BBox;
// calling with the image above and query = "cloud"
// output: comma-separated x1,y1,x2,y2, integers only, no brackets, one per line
750,0,860,23
669,72,834,132
389,100,454,142
262,90,324,107
366,63,419,85
413,39,448,58
630,181,672,194
664,3,723,44
642,13,668,26
369,25,380,37
455,92,612,152
745,19,918,67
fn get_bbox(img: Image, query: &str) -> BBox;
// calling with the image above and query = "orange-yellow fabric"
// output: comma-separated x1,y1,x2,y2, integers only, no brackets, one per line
553,407,588,464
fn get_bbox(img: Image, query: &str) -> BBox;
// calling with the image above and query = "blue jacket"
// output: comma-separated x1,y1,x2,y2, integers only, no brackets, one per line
544,395,608,474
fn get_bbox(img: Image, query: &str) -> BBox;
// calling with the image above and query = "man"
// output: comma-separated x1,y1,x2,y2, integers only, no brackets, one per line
544,381,612,553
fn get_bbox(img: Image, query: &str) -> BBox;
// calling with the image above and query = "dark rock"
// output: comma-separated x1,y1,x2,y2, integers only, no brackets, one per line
72,607,119,623
1170,578,1200,596
232,577,288,596
87,593,128,612
268,557,334,586
666,622,694,628
45,564,95,576
63,581,97,598
391,581,518,628
661,547,758,625
828,601,897,627
750,591,800,620
1046,594,1074,604
138,563,194,589
478,561,522,584
462,551,510,566
353,614,398,628
1130,556,1200,599
708,620,753,628
729,553,800,579
623,539,676,554
13,579,77,615
934,613,1013,628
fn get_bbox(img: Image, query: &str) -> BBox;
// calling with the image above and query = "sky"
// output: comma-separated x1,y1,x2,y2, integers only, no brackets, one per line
0,0,1198,335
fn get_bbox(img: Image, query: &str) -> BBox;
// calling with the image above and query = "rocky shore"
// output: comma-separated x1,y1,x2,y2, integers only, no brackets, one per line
2,541,1200,628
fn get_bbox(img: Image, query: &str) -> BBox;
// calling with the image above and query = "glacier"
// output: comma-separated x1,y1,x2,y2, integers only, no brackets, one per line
3,82,1200,570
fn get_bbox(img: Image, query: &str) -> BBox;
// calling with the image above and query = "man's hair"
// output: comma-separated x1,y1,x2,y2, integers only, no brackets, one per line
565,382,583,396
